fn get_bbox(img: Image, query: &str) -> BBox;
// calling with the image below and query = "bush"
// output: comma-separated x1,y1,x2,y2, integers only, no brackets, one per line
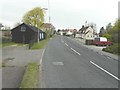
102,43,120,55
103,33,112,41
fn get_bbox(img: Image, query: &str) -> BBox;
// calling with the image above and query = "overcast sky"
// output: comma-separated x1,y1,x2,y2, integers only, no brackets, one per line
0,0,119,32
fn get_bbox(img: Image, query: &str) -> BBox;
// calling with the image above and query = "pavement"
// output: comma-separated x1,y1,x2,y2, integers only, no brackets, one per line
40,35,119,88
73,37,119,61
66,36,118,60
2,45,43,88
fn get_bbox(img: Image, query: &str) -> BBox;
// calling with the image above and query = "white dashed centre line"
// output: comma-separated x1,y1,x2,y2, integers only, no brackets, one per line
65,43,69,46
70,48,81,55
90,61,120,81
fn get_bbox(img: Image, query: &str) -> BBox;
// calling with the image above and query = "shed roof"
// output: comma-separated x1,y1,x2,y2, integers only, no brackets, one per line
11,23,45,33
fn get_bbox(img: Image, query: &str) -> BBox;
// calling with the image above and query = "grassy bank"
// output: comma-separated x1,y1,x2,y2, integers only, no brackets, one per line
0,36,16,48
1,42,16,47
0,42,28,48
31,35,55,49
0,63,6,68
20,62,39,88
31,38,49,49
102,43,120,55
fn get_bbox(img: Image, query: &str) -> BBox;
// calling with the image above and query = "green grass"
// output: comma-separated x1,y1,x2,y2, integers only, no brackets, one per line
20,62,39,89
102,43,120,55
31,38,50,49
1,42,16,47
0,42,28,48
0,63,6,69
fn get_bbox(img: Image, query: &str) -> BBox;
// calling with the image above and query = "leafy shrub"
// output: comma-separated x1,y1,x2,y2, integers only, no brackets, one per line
102,43,120,55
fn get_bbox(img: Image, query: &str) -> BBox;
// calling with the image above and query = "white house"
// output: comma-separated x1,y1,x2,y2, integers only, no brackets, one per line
84,26,95,40
79,25,98,40
79,25,97,45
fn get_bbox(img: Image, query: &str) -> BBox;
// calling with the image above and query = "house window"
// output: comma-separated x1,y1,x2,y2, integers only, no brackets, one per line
21,27,26,32
87,35,89,37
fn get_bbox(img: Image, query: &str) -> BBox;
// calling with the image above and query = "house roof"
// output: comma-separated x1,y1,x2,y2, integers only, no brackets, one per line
11,23,45,33
0,23,3,28
79,26,89,33
25,23,40,32
41,23,55,29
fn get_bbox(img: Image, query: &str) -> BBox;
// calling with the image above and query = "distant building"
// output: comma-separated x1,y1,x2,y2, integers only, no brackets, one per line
79,24,99,45
0,23,3,30
41,23,55,36
11,23,46,44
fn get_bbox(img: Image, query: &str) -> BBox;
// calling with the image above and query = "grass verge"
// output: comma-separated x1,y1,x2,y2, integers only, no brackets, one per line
102,43,120,55
0,42,28,48
31,35,56,49
20,62,39,89
1,42,16,48
31,38,50,49
0,63,6,68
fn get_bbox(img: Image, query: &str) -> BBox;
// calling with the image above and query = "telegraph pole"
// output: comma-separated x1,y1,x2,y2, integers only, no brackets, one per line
38,8,47,43
48,0,51,37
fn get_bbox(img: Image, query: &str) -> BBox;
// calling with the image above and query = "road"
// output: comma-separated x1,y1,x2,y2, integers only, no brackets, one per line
40,35,119,88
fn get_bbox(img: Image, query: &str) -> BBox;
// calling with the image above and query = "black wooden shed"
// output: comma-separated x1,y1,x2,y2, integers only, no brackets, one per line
11,23,46,44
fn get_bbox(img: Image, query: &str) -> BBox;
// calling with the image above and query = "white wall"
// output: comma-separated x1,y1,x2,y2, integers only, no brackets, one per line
84,27,94,40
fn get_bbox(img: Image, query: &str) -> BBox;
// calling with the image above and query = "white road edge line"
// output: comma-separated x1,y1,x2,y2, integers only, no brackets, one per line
40,48,46,64
90,61,120,81
70,48,81,55
39,48,46,88
65,43,69,46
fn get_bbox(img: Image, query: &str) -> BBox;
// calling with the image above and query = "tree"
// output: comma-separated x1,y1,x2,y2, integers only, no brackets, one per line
103,33,112,41
22,7,45,29
103,19,120,43
57,29,61,32
106,23,112,33
110,19,120,43
99,27,105,37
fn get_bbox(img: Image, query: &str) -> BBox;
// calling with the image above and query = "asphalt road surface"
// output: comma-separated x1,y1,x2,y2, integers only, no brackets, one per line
40,35,119,88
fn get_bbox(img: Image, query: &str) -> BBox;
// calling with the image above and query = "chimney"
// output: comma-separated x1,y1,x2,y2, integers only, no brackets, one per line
82,25,84,28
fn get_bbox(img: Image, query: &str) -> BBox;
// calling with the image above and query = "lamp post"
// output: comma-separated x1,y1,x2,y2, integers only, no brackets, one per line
37,8,47,43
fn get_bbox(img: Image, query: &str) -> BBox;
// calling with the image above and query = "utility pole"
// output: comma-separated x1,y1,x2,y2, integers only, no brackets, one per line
37,8,47,43
48,0,51,37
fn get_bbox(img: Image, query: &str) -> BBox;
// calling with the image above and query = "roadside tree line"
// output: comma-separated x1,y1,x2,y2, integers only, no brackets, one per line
99,19,120,43
100,19,120,55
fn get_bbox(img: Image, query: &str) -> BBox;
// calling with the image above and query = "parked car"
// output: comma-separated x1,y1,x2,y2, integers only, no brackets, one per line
93,37,112,46
66,31,73,36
